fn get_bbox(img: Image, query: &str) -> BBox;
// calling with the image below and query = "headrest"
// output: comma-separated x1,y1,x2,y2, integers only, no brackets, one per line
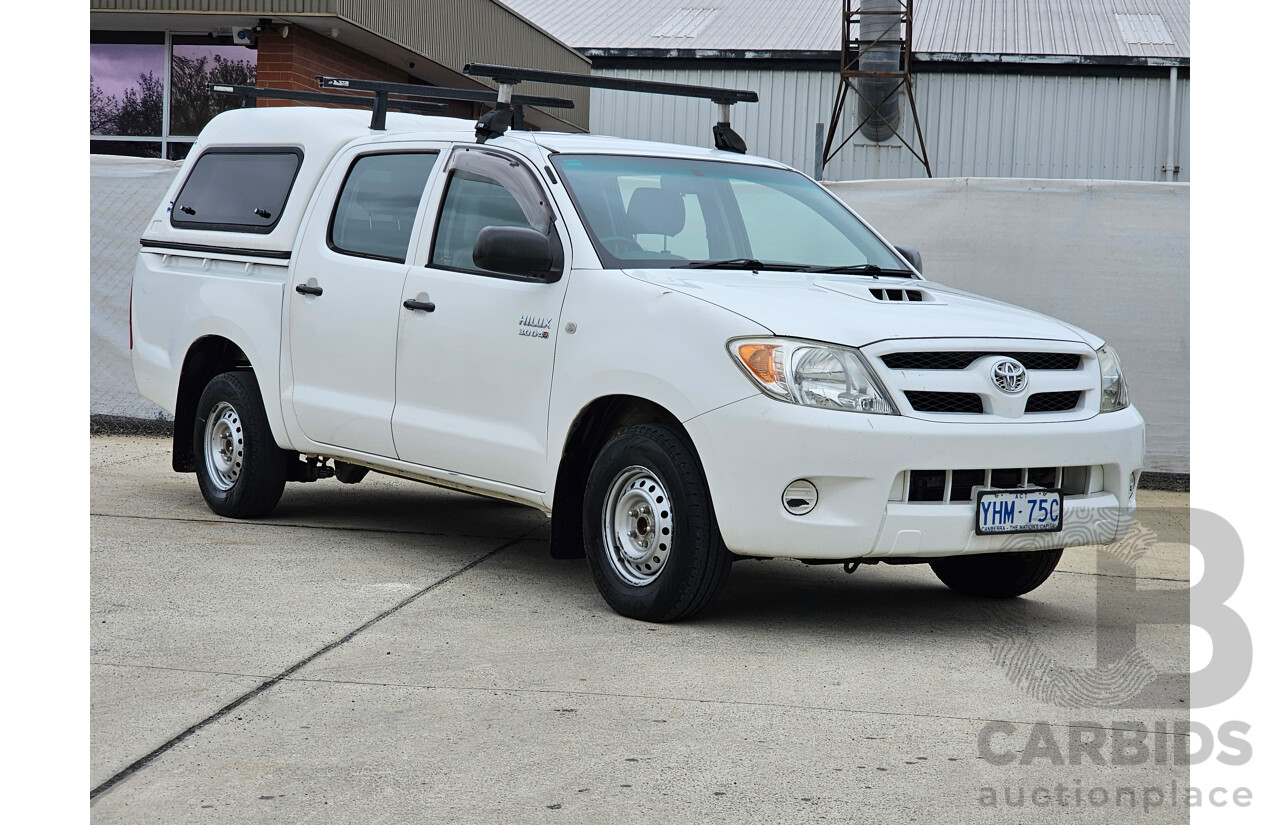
627,187,685,237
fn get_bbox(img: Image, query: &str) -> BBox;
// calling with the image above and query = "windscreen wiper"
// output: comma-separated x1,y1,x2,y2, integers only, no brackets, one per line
677,258,804,271
801,263,914,278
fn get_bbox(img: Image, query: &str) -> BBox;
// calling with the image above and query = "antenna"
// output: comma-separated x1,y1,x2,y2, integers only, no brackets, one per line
462,63,758,152
210,84,448,129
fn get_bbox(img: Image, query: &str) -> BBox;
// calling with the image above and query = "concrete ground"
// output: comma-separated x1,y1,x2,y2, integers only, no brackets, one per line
91,435,1191,824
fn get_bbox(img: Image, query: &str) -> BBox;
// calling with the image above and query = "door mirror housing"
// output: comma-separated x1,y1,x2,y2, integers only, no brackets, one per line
894,244,923,273
474,225,560,281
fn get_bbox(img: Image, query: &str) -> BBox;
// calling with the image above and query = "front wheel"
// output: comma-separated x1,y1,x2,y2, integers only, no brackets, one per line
193,371,289,518
583,424,731,622
929,548,1063,598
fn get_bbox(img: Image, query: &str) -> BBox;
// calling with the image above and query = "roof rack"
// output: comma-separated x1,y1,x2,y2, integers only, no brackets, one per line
210,84,448,129
314,77,575,131
463,62,759,153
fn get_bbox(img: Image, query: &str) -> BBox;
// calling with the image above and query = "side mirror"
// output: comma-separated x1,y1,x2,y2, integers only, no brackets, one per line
474,225,558,280
894,244,923,273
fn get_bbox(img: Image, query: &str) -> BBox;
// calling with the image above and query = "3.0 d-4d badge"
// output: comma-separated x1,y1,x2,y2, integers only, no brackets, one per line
518,314,553,339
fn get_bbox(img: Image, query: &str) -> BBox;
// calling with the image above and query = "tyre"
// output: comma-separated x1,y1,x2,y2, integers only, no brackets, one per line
583,424,731,622
192,370,290,518
929,548,1063,598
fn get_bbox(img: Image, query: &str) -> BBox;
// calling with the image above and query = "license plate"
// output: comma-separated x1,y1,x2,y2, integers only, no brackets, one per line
975,489,1063,535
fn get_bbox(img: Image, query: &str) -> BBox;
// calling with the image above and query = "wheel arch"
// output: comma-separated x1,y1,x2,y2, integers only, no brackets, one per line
549,394,693,559
171,336,252,472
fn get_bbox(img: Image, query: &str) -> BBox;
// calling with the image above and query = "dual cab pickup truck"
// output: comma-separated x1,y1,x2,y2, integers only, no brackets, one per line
131,100,1144,622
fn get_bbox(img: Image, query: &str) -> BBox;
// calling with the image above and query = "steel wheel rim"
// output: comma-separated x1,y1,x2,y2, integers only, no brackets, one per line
602,465,674,586
203,401,245,492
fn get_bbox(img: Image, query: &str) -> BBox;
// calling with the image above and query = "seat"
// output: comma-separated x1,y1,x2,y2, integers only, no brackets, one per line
627,187,686,238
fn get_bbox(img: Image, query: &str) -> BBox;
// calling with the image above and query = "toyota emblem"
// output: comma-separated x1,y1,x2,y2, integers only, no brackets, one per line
991,359,1028,394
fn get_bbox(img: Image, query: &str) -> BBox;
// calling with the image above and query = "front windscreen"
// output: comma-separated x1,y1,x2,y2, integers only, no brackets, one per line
550,154,906,272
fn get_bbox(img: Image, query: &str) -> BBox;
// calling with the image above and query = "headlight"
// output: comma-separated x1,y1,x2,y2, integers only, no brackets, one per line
730,337,897,414
1096,343,1129,412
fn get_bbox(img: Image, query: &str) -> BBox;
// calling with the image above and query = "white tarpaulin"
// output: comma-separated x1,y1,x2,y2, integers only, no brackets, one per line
91,155,182,422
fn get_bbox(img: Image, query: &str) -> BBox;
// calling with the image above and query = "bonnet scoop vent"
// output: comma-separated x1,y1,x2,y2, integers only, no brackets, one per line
869,287,926,302
814,279,938,304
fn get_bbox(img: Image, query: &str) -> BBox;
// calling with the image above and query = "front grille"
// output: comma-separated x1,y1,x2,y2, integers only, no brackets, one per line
904,391,983,414
1025,391,1081,413
905,466,1092,502
881,351,1082,371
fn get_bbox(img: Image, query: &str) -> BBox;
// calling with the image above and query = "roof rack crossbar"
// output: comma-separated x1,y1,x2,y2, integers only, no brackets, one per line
464,63,758,105
314,76,575,110
462,63,758,152
210,84,447,128
316,75,574,142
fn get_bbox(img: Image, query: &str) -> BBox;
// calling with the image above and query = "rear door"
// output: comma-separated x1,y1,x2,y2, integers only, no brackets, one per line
287,145,442,456
391,146,570,490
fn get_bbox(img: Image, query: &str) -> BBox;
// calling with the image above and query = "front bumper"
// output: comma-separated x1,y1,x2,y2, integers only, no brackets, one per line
685,396,1145,559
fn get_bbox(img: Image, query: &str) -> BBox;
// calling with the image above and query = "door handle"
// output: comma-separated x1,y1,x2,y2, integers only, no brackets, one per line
295,284,323,296
403,299,435,312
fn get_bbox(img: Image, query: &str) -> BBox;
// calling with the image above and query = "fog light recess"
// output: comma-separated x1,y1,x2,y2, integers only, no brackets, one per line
782,479,818,516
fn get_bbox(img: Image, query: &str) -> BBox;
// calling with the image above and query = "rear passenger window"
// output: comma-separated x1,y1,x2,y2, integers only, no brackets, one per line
328,152,438,263
171,148,302,233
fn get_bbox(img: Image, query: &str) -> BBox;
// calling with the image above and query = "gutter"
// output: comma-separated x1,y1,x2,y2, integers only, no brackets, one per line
581,47,1190,71
1164,67,1180,181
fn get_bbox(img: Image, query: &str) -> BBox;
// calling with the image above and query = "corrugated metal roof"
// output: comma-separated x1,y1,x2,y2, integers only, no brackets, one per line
499,0,840,52
650,7,722,38
499,0,1190,60
915,0,1189,59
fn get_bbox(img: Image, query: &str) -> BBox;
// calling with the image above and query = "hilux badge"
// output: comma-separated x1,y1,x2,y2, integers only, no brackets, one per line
991,359,1028,394
518,315,553,339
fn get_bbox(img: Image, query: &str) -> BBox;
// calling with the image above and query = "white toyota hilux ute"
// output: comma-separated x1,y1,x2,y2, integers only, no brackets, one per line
131,104,1145,622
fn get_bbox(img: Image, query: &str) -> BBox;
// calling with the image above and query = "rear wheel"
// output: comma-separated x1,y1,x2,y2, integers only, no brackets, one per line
193,371,289,518
929,548,1063,598
583,424,731,622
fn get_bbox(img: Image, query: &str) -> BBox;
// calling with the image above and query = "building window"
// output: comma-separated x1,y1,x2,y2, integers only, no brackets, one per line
90,31,257,159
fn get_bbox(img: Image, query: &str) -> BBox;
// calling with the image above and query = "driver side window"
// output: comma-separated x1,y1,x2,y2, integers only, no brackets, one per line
431,170,537,272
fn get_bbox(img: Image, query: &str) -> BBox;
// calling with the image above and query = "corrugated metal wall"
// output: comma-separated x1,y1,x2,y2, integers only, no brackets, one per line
590,67,1190,182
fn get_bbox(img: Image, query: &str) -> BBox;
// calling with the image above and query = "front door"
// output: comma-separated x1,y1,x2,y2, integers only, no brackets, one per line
392,146,570,491
288,146,441,456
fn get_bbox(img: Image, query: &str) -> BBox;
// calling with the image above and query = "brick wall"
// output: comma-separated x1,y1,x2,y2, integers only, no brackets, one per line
254,27,476,120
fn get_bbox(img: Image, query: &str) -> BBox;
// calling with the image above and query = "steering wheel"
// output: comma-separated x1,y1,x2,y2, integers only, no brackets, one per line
599,236,644,255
